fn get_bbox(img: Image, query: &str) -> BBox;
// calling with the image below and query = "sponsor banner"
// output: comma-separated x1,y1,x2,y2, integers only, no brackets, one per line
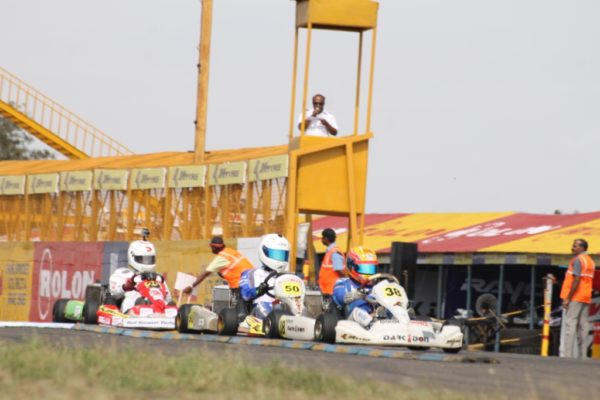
94,169,128,190
28,173,59,194
421,212,600,253
312,212,600,256
29,242,103,322
60,171,93,192
102,242,129,286
312,212,513,253
249,155,288,182
0,175,26,195
208,162,246,186
130,168,166,190
0,243,34,321
168,165,206,188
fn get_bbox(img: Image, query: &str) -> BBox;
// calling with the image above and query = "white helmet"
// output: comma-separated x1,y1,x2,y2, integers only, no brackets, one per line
259,234,290,273
127,240,157,274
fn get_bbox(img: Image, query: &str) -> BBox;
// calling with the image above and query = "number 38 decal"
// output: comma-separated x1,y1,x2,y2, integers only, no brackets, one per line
383,286,402,297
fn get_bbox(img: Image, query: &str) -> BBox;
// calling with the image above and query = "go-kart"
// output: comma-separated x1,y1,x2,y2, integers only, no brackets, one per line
52,272,177,330
217,271,316,340
175,303,218,334
314,273,464,353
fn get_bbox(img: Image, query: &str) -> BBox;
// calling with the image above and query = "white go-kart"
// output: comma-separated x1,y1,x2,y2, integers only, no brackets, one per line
315,273,464,353
217,271,316,341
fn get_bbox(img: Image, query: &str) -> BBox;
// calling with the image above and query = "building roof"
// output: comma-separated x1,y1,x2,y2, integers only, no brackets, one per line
312,211,600,264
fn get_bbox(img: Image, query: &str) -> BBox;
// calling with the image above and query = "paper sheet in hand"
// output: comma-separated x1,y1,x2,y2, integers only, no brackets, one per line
174,272,198,296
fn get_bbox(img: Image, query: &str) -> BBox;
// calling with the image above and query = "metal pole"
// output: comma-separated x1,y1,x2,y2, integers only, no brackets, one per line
436,265,443,319
288,28,299,141
541,273,555,356
465,264,472,344
353,32,363,136
494,264,505,352
194,0,214,163
300,23,313,136
529,265,535,330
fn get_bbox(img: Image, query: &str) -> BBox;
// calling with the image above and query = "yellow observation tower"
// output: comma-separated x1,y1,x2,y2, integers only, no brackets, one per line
0,0,379,272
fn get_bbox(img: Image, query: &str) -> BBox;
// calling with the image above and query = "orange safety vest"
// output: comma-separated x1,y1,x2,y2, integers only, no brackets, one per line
560,253,595,304
217,248,254,289
318,245,344,295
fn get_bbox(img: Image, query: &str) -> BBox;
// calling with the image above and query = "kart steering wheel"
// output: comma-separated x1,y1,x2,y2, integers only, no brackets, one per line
366,273,399,285
259,270,281,298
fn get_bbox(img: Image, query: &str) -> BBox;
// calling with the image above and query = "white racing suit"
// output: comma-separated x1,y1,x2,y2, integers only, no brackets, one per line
332,278,410,329
239,266,277,320
108,268,173,314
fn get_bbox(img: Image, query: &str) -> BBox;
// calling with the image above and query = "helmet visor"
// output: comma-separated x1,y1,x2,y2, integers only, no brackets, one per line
263,246,289,262
354,263,376,276
134,255,156,265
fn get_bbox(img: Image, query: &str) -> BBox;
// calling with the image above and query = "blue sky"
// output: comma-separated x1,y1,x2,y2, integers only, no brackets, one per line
2,1,599,214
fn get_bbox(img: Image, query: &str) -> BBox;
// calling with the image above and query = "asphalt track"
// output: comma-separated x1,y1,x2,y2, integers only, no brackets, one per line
1,326,599,399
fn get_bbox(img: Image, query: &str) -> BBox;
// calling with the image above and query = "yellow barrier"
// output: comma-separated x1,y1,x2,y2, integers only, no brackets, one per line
0,242,34,320
592,323,600,359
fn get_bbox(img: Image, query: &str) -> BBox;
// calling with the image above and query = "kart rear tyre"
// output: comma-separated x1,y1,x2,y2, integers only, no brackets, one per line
177,304,194,333
264,310,290,339
315,312,338,343
52,299,70,323
83,300,99,325
443,347,462,354
218,308,238,336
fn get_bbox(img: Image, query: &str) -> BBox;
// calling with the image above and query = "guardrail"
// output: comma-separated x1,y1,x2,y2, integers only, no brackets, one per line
0,66,133,158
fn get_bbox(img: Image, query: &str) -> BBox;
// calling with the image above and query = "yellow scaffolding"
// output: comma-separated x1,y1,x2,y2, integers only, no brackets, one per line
0,1,380,278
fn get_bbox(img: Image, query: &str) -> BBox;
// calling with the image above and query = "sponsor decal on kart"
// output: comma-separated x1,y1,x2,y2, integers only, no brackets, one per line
279,319,286,336
98,315,112,325
194,317,205,329
446,338,462,345
123,318,174,328
409,320,430,326
383,334,430,344
339,333,371,342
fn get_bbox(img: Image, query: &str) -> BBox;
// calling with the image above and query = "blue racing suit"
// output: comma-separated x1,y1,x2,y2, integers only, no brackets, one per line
332,277,374,317
239,266,276,319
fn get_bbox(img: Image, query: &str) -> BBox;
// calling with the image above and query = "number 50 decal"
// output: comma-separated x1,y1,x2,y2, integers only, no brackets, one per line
383,286,402,297
283,283,301,294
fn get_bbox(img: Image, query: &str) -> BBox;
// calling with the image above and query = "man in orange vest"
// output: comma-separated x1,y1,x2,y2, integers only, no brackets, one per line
560,238,596,358
318,228,345,310
184,236,254,311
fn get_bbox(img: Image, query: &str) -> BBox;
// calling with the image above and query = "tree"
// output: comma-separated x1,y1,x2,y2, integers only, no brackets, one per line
0,116,56,160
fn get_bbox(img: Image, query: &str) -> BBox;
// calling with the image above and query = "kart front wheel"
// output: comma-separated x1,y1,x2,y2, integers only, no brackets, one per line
217,308,238,336
83,300,99,325
264,310,289,339
52,299,70,323
177,304,194,333
315,313,338,343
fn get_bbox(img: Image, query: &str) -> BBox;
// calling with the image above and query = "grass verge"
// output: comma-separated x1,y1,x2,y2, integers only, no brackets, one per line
0,337,482,400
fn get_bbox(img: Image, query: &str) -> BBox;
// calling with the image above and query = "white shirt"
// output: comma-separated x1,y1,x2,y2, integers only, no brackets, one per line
297,109,339,137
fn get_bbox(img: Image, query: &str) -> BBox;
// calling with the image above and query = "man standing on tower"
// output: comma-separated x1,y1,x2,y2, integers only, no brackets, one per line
297,94,338,137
